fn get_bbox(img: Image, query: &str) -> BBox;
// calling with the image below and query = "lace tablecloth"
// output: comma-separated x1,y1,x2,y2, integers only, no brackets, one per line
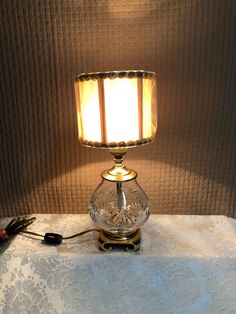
0,214,236,314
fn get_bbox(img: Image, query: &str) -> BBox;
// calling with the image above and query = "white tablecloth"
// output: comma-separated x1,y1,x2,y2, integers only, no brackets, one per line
0,214,236,314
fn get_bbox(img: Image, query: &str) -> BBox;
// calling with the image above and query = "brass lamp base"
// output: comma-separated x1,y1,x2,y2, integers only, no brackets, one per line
98,229,141,252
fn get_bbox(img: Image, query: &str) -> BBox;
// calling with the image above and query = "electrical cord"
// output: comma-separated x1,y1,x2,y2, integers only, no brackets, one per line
0,216,100,245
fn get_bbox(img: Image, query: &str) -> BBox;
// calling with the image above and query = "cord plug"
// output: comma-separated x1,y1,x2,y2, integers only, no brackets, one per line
0,216,36,240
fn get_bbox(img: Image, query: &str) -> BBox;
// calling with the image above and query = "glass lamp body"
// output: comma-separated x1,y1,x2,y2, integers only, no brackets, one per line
89,178,150,237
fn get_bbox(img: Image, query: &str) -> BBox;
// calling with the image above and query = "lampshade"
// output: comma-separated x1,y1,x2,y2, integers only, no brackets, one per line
74,70,157,148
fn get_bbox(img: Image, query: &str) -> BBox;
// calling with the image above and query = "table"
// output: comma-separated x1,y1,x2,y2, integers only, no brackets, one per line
0,214,236,314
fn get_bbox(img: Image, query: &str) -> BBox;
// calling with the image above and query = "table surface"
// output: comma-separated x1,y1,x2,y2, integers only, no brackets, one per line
0,214,236,314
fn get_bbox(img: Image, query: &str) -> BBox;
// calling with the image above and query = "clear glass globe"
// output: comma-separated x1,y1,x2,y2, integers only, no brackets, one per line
89,178,150,236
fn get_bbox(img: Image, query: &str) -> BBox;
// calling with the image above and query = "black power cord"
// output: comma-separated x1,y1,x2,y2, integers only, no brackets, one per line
0,216,100,245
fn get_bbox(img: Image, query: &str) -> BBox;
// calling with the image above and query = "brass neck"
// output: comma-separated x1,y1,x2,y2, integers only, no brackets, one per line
101,149,137,182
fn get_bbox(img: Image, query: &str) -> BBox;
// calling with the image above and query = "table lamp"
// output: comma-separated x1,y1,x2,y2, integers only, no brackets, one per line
74,70,157,251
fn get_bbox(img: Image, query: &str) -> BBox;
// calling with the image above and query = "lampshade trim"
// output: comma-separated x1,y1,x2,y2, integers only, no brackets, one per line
81,136,154,148
75,70,155,82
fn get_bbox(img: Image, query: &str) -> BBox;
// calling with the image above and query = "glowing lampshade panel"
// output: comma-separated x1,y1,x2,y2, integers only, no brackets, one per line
74,70,157,148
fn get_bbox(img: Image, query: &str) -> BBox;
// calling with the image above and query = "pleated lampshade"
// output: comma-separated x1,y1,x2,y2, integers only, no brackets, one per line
74,70,157,148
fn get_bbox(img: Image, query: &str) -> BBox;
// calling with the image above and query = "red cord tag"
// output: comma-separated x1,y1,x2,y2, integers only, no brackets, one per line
0,230,9,239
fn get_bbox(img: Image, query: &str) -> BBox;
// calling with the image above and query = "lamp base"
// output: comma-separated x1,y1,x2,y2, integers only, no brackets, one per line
98,229,141,252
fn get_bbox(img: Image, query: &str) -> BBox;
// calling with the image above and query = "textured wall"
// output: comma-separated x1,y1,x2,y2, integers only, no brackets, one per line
0,0,235,218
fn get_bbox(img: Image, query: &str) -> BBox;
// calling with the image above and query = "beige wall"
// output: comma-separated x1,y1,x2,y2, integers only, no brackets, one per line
0,0,235,218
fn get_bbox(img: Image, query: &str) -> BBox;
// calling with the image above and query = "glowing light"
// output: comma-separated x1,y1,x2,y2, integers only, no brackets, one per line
104,78,139,143
78,80,101,142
